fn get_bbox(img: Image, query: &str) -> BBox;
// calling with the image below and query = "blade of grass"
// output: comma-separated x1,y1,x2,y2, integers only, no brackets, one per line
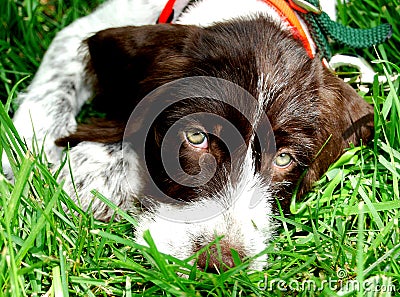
356,202,365,297
15,181,63,266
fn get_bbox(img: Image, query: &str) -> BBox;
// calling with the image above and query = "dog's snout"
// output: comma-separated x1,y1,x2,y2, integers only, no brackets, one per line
196,242,243,273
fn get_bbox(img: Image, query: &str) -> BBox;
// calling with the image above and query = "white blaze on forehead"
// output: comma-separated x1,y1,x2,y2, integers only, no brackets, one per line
134,147,275,269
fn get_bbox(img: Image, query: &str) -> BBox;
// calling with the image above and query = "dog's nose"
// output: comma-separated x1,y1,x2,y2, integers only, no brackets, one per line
197,243,243,273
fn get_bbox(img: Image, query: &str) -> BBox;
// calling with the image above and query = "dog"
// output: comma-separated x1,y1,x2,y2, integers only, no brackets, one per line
6,0,374,272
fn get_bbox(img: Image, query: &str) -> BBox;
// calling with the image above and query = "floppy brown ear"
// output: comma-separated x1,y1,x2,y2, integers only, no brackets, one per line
299,67,374,196
56,24,200,146
56,24,200,147
85,24,199,119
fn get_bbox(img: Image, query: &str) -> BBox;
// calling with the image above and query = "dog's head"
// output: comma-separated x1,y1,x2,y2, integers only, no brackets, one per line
58,16,373,271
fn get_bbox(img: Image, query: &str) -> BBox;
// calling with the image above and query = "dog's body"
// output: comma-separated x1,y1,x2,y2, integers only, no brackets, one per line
7,0,373,271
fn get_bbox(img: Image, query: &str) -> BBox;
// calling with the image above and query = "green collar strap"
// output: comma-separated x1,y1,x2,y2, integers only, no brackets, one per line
290,0,392,60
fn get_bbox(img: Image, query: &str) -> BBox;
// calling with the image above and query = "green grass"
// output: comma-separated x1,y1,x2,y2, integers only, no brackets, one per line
0,0,399,296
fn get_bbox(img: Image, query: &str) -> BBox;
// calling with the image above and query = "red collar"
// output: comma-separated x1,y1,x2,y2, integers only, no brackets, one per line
157,0,177,23
157,0,315,58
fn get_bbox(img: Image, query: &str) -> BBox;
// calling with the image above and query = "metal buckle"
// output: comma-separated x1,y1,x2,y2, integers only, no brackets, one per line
291,0,322,14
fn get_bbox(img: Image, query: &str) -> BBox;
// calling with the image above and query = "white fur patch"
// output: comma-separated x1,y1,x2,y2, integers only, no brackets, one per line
177,0,287,29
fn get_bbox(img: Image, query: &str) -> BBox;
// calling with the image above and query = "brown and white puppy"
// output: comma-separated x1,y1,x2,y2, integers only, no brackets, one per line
8,0,373,271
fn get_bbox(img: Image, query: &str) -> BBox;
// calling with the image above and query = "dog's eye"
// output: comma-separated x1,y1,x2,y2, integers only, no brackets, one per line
185,131,208,149
274,153,293,168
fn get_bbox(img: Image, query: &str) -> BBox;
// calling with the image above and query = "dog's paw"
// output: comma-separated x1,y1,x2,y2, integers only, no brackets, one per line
58,142,142,220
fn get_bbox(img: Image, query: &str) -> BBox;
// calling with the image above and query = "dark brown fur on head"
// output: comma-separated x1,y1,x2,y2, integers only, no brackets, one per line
56,16,374,211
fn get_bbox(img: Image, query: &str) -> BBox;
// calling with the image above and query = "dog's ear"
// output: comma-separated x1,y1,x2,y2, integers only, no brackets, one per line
299,66,374,196
85,24,198,119
322,69,374,146
56,24,199,147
